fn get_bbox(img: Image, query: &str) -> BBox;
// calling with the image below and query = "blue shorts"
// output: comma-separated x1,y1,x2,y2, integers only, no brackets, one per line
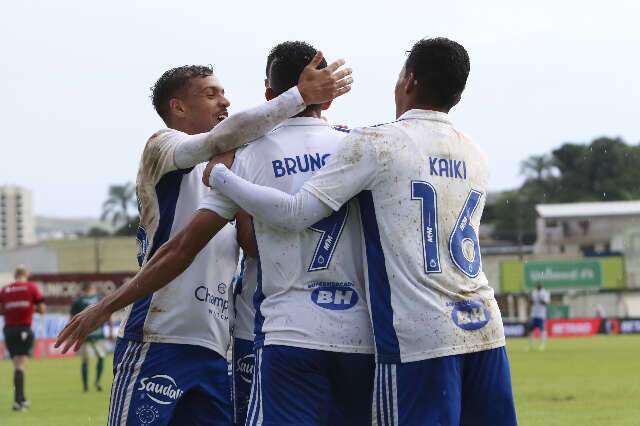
375,347,517,426
246,345,375,426
528,317,545,332
108,338,231,426
232,338,255,426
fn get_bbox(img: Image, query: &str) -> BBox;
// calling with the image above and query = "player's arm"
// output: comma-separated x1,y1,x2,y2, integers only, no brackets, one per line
542,292,550,305
206,128,379,230
235,209,257,258
55,210,229,353
173,53,353,169
32,284,45,314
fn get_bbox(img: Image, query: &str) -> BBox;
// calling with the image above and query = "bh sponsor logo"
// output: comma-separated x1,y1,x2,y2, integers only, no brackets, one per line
450,300,490,330
236,354,255,384
195,285,229,320
138,375,184,405
309,282,358,310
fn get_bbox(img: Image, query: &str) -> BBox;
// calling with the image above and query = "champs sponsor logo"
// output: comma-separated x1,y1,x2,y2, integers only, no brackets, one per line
450,300,490,331
309,281,358,310
137,375,184,405
236,353,255,384
195,285,229,320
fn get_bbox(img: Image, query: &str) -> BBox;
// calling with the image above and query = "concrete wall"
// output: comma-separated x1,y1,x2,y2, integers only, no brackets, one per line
0,237,138,274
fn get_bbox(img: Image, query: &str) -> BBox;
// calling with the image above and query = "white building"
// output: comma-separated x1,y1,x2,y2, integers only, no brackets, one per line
534,200,640,256
0,186,37,249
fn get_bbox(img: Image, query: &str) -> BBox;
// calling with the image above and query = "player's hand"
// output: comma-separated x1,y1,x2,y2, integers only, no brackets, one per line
297,52,353,105
54,303,110,354
203,150,236,187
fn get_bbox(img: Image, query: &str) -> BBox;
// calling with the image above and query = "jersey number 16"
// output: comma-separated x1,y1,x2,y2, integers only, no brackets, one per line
411,181,483,278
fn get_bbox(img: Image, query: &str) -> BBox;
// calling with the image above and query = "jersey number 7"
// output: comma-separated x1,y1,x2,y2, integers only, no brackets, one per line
412,181,482,278
308,204,350,272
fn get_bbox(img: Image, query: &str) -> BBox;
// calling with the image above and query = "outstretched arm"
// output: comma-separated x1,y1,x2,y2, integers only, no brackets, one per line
55,209,229,353
205,128,380,230
174,53,353,169
209,165,332,231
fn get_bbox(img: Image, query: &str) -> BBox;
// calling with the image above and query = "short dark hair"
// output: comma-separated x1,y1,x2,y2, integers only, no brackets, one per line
405,38,470,109
14,265,28,279
151,65,214,122
266,41,327,104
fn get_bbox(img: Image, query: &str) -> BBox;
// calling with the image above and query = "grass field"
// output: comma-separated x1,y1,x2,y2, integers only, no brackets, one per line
0,336,639,425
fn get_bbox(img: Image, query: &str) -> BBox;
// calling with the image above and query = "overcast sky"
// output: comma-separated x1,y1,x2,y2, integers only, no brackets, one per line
2,0,639,218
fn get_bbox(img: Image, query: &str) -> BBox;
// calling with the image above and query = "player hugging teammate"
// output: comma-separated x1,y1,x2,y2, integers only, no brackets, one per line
57,37,518,426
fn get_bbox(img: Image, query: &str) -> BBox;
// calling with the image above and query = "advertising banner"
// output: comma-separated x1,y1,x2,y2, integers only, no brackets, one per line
619,318,640,334
29,273,134,305
547,318,601,337
524,260,601,289
503,322,528,337
500,257,625,293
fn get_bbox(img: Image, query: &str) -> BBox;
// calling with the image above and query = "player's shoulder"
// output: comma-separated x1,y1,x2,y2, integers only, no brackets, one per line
339,122,406,158
143,128,183,153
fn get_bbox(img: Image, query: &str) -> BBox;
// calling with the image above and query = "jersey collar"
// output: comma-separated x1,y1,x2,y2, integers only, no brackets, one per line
397,109,452,125
273,117,332,131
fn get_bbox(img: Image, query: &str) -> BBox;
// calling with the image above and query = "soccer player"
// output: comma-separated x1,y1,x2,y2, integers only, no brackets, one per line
55,54,353,426
0,266,45,411
527,282,550,350
209,38,518,425
70,282,113,392
203,41,374,425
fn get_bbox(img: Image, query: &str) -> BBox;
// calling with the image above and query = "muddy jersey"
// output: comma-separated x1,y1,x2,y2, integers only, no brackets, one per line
201,118,374,353
119,129,239,357
303,109,505,363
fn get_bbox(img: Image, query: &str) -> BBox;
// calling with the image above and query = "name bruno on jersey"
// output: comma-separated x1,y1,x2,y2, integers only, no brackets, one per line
272,152,331,178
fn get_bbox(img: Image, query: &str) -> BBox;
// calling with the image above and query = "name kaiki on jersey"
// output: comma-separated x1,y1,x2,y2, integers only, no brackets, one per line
429,156,467,179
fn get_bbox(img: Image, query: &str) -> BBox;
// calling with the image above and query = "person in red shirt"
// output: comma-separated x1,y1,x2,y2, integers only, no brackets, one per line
0,266,45,411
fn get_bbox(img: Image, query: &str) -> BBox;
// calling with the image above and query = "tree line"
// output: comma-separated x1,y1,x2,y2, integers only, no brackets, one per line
491,137,640,244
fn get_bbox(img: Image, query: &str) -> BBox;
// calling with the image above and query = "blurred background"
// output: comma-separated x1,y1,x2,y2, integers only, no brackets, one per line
1,0,639,425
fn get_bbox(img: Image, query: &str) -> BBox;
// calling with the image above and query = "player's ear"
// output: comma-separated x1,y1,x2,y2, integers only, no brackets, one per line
169,98,187,118
320,100,332,111
404,71,416,95
265,87,276,101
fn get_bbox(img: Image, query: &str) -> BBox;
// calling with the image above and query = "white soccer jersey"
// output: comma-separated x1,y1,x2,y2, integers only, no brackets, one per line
530,288,550,319
119,129,239,357
232,253,257,341
201,117,374,353
302,109,506,363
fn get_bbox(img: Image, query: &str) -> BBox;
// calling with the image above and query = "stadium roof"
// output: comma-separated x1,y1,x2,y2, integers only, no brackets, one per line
536,200,640,218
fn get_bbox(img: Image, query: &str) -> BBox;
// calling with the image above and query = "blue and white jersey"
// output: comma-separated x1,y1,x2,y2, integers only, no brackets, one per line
201,117,374,354
119,129,239,357
302,109,505,363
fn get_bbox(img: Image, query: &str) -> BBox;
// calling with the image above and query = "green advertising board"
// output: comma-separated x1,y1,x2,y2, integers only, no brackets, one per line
523,260,601,289
500,257,625,293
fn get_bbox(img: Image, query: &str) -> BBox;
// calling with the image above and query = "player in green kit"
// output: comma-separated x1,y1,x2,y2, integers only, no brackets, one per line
70,283,113,392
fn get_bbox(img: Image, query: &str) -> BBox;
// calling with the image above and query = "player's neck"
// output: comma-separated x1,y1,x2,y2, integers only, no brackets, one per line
402,103,450,115
166,118,204,135
293,109,321,119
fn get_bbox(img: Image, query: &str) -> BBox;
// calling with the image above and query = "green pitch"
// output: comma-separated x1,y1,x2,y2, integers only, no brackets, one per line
0,336,639,425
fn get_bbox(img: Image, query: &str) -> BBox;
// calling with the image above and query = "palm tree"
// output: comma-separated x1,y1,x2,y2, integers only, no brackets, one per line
101,183,136,228
520,154,557,182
